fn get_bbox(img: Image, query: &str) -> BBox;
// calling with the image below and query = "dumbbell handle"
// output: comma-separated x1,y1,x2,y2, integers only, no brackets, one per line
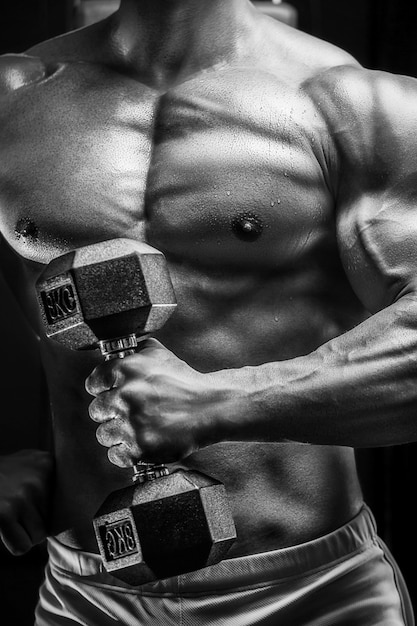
98,333,170,484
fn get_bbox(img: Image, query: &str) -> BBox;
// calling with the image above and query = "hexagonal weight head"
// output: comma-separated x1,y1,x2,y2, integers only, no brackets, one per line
35,238,177,349
93,470,237,585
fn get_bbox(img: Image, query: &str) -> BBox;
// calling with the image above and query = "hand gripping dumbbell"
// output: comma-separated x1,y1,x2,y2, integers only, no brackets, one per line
35,238,237,585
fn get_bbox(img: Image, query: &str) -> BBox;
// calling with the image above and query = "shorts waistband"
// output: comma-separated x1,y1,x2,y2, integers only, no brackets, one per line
47,505,378,594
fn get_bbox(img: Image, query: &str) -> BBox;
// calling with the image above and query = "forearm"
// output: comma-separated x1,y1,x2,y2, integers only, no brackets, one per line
220,295,417,448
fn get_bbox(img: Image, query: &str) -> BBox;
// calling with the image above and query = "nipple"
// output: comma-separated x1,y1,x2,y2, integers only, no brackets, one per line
231,213,263,242
15,217,39,242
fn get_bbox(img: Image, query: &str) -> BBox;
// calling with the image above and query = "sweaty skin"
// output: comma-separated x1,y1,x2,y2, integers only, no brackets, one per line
1,0,417,559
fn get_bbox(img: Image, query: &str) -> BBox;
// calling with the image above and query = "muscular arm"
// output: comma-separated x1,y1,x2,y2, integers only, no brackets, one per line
225,67,417,449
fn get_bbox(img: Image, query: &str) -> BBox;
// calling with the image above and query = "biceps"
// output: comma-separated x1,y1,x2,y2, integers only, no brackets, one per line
336,193,417,313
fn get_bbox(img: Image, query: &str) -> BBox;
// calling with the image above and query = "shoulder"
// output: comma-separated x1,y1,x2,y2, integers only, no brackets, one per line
0,18,110,95
305,63,417,117
302,64,417,177
303,64,417,143
0,54,47,93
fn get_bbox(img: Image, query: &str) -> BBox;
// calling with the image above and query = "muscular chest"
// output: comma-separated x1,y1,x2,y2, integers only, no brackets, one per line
0,63,333,268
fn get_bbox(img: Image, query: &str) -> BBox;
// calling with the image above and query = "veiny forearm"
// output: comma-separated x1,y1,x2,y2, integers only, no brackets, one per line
222,295,417,448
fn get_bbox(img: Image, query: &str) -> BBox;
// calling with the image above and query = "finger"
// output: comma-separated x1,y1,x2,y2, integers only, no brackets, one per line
85,360,125,396
88,388,127,423
95,415,136,448
0,520,34,556
107,443,142,469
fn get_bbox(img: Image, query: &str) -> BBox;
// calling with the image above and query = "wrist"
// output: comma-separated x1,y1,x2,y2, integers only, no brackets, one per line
198,366,259,447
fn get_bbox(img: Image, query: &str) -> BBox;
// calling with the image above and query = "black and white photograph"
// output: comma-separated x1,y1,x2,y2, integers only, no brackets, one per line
0,1,417,624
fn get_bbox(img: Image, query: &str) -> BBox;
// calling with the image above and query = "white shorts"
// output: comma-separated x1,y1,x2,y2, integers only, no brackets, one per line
35,505,414,625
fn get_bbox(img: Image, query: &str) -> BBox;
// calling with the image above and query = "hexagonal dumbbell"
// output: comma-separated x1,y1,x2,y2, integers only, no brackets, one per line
35,238,237,585
36,238,177,351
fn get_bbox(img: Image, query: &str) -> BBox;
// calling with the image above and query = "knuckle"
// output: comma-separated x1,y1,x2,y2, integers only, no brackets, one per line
108,445,130,468
96,423,112,447
89,395,111,422
85,364,102,389
88,399,101,421
86,365,115,395
85,378,98,397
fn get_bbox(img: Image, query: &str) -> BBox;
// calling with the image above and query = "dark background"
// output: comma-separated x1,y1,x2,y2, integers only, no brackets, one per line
0,0,417,623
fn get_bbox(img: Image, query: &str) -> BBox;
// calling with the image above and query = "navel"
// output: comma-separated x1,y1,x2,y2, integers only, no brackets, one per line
231,212,264,242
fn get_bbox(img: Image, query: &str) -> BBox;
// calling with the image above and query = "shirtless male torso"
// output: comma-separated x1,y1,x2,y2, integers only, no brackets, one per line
0,1,416,624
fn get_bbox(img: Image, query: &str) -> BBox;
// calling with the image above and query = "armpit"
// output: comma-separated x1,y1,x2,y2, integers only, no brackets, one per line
0,54,47,92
